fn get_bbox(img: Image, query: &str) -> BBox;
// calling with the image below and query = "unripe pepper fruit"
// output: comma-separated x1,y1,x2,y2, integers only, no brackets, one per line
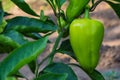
69,6,104,72
66,0,90,22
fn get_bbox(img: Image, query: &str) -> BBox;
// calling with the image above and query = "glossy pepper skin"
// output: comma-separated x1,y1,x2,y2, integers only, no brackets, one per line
70,18,104,72
66,0,90,22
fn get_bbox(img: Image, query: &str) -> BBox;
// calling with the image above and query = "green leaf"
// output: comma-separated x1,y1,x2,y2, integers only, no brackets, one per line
35,72,67,80
3,30,28,45
24,33,42,39
2,0,14,11
57,39,76,59
92,0,95,4
0,30,28,53
106,1,120,18
5,77,16,80
40,10,49,22
43,62,78,80
11,0,38,17
88,70,105,80
4,16,57,33
114,0,120,2
0,10,4,24
0,1,4,24
0,9,4,25
10,71,24,78
69,63,105,80
28,60,36,73
0,34,20,53
0,19,7,33
0,36,48,80
55,0,66,8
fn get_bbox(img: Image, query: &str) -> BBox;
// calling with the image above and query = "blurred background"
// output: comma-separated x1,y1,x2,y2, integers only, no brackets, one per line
1,0,120,80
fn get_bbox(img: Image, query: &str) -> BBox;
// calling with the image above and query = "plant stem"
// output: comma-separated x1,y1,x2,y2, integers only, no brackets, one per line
90,0,105,12
36,32,63,77
57,10,62,30
92,0,95,5
35,59,39,78
37,0,64,77
48,32,63,64
84,5,90,19
46,0,57,16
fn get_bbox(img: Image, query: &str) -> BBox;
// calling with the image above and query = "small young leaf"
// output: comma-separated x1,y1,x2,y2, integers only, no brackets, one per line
4,16,57,33
40,10,49,22
35,72,67,80
57,39,76,59
0,36,48,80
43,62,78,80
105,1,120,18
11,0,38,17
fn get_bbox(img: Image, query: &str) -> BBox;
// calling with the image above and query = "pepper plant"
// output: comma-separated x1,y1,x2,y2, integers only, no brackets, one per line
0,0,120,80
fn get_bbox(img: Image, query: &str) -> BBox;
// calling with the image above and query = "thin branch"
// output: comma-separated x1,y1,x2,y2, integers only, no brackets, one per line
48,32,63,64
46,0,57,16
36,32,63,76
90,0,106,12
44,31,55,37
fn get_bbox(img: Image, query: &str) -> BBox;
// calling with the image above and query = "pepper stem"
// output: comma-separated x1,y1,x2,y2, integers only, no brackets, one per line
84,5,90,19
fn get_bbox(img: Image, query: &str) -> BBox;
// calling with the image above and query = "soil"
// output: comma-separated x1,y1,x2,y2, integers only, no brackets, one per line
1,0,120,80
